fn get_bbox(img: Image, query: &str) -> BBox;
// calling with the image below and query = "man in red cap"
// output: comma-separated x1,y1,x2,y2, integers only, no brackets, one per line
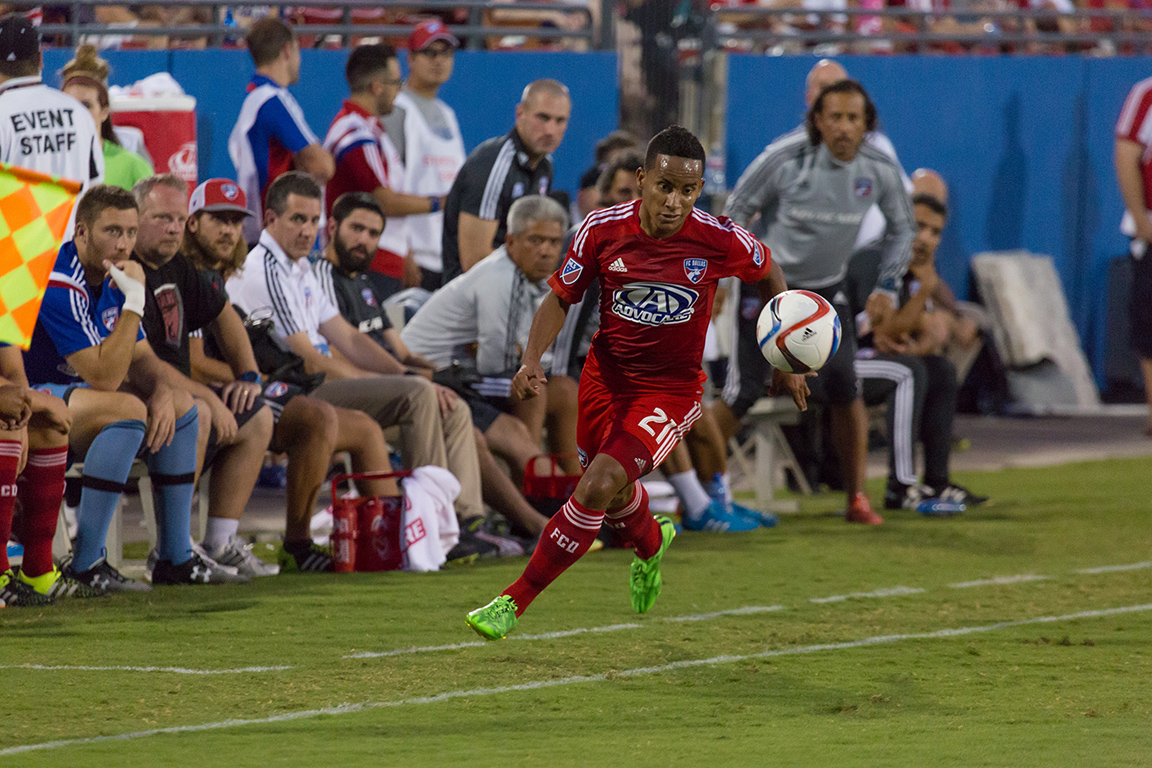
382,20,467,290
323,43,447,295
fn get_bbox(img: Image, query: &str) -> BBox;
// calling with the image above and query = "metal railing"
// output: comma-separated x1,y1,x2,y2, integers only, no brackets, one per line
25,0,603,50
699,7,1152,51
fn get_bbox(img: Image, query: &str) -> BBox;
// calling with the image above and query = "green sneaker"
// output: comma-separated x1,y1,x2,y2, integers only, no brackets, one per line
465,595,519,640
630,516,677,614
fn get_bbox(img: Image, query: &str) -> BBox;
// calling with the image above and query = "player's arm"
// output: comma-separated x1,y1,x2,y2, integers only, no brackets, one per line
0,347,31,430
318,315,408,376
458,212,500,274
189,335,236,385
373,185,442,218
153,352,242,444
379,327,437,373
869,167,916,326
294,144,335,183
724,147,782,230
125,341,184,452
63,261,146,392
206,302,264,413
1116,138,1152,243
512,291,570,400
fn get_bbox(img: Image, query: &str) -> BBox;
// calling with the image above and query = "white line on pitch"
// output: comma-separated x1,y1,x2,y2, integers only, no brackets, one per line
8,602,1150,757
810,586,925,604
345,606,784,659
949,574,1050,588
0,664,293,675
1077,561,1152,574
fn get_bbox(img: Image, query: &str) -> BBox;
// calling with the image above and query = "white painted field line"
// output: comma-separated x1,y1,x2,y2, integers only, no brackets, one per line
346,606,784,658
949,574,1050,588
1077,560,1152,575
0,664,292,675
810,586,925,604
6,602,1150,758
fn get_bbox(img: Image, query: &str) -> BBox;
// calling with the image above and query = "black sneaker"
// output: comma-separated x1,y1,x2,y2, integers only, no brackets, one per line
151,551,252,585
445,527,498,566
279,540,334,573
930,483,989,507
16,566,107,599
0,569,55,607
884,482,934,511
469,517,527,558
62,557,152,593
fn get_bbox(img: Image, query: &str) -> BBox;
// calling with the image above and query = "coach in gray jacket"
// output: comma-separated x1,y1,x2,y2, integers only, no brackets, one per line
716,79,914,525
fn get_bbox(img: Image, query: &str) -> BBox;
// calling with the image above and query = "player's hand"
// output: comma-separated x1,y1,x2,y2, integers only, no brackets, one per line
144,385,177,453
1135,216,1152,246
219,380,262,415
865,292,896,329
206,394,238,445
513,361,547,401
433,384,458,417
26,388,71,435
768,368,813,412
104,259,147,317
0,383,31,430
873,330,911,355
402,252,422,289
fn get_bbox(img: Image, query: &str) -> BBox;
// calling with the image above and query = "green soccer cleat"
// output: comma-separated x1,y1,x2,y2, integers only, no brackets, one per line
630,516,677,614
465,595,519,640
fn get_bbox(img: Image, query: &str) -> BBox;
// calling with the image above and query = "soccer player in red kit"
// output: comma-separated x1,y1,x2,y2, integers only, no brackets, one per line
465,126,810,640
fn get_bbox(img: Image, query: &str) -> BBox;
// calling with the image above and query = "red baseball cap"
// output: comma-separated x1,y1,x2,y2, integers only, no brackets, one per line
189,178,251,217
408,19,458,52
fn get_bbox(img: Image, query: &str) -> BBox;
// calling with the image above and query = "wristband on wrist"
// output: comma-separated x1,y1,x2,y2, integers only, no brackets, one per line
428,196,441,213
239,371,263,386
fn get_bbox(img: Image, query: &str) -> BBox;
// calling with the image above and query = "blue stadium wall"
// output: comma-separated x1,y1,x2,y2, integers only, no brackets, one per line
41,48,620,216
728,55,1150,386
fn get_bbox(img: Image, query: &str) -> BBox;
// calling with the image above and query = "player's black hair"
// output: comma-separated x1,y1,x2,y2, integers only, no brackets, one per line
805,79,878,147
644,126,705,171
345,44,398,94
911,192,948,218
597,151,643,195
246,17,295,68
75,184,137,230
331,191,385,227
265,171,321,216
594,130,638,164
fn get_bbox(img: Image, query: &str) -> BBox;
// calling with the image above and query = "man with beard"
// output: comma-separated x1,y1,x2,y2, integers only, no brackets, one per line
182,178,403,572
314,192,548,551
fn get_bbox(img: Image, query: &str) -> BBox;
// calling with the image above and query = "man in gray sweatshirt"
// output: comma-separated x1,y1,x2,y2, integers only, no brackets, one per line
716,79,913,524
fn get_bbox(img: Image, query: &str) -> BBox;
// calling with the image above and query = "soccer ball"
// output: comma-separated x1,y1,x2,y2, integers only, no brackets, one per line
756,290,841,374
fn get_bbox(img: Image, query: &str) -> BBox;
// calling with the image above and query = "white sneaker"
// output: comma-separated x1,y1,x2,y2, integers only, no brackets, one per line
203,536,281,577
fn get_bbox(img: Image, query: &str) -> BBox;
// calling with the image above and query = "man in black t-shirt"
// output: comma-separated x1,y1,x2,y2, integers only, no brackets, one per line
131,174,276,575
440,79,569,285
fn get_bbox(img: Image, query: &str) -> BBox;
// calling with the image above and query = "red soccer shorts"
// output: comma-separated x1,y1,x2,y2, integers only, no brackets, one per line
576,365,702,482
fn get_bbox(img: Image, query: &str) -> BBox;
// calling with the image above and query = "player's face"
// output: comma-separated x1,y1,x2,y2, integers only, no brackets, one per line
515,93,570,158
912,203,946,266
507,219,565,284
78,208,138,269
815,92,867,162
63,83,109,132
637,155,704,238
284,40,302,85
601,168,641,207
190,211,246,264
409,42,454,89
136,185,189,264
266,193,321,262
373,59,403,116
331,209,385,274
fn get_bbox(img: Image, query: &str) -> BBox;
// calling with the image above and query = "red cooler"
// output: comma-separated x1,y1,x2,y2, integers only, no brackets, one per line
111,95,198,193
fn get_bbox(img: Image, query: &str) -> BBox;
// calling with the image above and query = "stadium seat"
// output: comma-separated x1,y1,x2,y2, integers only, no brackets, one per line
727,396,811,513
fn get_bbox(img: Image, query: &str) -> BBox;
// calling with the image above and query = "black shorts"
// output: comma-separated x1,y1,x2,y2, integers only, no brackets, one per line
1130,250,1152,359
203,388,268,467
259,380,307,425
462,391,505,433
721,280,860,419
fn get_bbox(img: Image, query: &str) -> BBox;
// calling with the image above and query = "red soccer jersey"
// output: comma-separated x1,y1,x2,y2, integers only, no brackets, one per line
548,200,770,391
1117,76,1152,223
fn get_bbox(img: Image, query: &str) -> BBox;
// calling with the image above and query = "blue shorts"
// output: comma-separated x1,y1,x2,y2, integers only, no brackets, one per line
31,381,89,403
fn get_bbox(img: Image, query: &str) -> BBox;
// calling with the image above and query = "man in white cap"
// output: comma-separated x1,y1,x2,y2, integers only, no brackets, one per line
382,20,467,290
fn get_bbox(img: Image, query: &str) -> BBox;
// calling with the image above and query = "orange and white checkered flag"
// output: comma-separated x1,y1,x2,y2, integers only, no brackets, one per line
0,163,81,349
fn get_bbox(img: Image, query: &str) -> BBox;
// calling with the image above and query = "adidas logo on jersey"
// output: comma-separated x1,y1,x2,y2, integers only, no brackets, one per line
608,258,627,272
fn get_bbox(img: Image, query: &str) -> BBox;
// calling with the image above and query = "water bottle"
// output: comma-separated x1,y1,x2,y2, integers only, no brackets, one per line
916,499,966,517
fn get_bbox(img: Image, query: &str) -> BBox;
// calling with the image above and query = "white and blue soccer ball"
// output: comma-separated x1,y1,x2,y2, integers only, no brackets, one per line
756,290,841,374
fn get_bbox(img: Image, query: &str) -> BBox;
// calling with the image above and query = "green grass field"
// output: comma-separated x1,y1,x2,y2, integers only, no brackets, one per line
2,457,1151,767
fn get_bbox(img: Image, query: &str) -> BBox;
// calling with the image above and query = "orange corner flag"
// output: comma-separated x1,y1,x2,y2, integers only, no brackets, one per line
0,163,81,349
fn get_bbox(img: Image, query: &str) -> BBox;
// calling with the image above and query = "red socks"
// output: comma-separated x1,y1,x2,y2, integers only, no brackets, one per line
0,439,22,573
604,482,661,560
16,446,67,577
502,497,604,616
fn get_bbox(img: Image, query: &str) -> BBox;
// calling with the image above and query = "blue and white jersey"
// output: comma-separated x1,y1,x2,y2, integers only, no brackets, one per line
24,241,144,386
227,74,319,244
